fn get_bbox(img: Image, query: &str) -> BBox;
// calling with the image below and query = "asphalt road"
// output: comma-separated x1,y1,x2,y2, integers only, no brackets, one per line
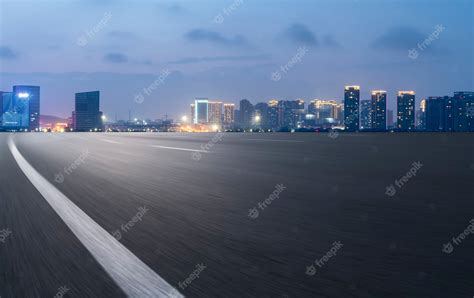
0,132,473,297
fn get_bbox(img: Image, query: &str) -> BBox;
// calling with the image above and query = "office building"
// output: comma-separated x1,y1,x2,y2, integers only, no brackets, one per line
397,91,416,131
194,98,209,124
360,100,372,130
371,91,387,131
73,91,103,131
344,86,360,131
13,85,40,131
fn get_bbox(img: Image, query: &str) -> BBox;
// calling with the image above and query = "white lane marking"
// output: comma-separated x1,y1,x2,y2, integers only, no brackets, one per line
99,139,123,144
8,135,183,298
247,138,304,143
150,145,210,153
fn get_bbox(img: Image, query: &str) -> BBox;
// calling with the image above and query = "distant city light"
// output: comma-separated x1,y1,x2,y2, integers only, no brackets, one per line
181,115,188,122
18,92,29,98
211,124,219,131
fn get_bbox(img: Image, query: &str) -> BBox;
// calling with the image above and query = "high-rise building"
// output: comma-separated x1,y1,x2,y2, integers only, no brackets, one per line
344,86,360,131
453,91,474,132
73,91,103,131
397,91,416,131
223,103,235,125
190,103,195,124
371,91,387,131
0,91,5,127
360,100,372,130
12,85,40,131
239,99,254,128
194,98,209,124
254,102,269,128
1,90,28,129
208,101,223,124
309,100,342,125
416,99,427,130
387,110,394,129
267,99,280,130
425,96,447,131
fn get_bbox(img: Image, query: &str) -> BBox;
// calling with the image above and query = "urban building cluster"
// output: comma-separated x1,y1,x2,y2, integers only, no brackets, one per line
0,87,105,132
1,84,473,133
189,87,474,132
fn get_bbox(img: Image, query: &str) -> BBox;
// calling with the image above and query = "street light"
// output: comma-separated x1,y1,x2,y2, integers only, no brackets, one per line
181,115,188,123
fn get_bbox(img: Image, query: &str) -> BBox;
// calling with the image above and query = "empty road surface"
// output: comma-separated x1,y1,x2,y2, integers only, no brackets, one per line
0,132,473,297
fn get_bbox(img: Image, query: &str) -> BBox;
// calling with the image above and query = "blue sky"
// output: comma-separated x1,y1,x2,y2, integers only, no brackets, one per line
0,0,473,120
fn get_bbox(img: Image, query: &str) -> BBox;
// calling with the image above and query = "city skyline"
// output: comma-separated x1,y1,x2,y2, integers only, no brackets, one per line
1,0,472,119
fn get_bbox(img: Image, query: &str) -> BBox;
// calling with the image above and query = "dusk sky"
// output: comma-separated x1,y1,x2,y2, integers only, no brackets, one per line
0,0,473,120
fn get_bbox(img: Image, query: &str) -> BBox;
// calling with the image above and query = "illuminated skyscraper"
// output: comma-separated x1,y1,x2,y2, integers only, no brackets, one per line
208,101,223,124
371,90,387,131
267,99,280,130
309,100,342,125
416,99,426,130
12,85,40,131
73,91,103,131
453,91,474,132
397,91,416,131
360,100,372,130
223,103,235,125
344,86,360,131
194,98,209,124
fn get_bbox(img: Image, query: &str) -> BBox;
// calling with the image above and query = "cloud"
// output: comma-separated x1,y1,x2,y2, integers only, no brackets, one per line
0,46,18,59
282,24,318,46
103,53,128,63
184,29,248,46
372,27,426,51
169,54,270,64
